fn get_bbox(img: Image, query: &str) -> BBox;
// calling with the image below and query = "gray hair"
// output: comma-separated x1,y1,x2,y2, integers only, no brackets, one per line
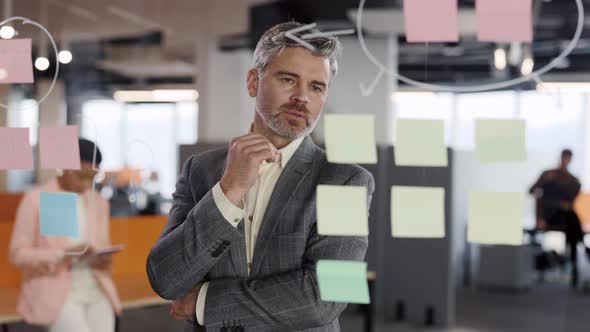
253,22,342,80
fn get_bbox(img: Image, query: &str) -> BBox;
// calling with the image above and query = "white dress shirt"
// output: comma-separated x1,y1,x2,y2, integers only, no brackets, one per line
195,136,305,325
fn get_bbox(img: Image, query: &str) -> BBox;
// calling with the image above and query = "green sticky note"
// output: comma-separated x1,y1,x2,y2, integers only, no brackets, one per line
317,260,370,304
395,119,447,167
468,192,523,245
324,114,377,164
475,119,526,163
391,186,445,238
317,185,368,236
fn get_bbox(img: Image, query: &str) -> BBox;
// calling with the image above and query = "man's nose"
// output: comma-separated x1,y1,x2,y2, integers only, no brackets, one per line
290,84,310,104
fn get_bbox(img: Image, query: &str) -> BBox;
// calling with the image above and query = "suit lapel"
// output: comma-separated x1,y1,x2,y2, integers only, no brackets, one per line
251,136,316,276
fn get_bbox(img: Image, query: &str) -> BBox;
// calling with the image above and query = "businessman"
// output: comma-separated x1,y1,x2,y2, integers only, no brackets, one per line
147,22,374,331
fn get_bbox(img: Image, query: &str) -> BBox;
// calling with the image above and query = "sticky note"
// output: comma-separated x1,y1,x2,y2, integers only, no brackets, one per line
0,39,34,84
39,125,81,170
317,260,370,304
40,192,80,238
475,119,526,163
324,114,377,164
476,0,533,42
0,128,33,170
403,0,459,43
395,119,447,167
468,192,523,245
391,186,445,238
317,185,368,236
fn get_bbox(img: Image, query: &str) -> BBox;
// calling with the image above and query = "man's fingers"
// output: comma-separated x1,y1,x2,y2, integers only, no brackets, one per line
231,134,275,150
232,137,272,152
251,148,275,163
231,133,267,146
170,307,191,321
243,142,276,156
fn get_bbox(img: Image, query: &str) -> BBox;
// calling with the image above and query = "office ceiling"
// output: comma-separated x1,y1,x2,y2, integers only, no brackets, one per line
3,0,590,88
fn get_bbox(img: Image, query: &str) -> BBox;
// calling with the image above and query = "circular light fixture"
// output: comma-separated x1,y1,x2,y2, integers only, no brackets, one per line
0,26,15,39
58,50,72,64
35,57,50,71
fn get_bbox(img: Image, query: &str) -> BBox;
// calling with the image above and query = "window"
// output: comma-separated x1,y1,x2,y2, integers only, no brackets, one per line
454,91,517,150
394,92,454,144
82,99,198,198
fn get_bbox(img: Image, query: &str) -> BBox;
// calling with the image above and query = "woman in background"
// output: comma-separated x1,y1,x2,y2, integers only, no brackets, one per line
9,138,121,332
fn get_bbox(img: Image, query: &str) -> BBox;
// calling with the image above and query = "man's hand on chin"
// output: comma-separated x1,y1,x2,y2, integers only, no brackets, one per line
170,283,202,321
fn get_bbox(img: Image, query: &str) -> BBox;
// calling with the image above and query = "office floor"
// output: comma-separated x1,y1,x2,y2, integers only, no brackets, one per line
7,281,590,332
341,280,590,332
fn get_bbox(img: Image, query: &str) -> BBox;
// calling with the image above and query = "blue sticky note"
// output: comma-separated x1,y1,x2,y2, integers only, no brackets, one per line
39,192,80,237
316,260,370,304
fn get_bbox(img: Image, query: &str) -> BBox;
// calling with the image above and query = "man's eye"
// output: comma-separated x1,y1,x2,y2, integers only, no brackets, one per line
281,77,294,84
312,85,324,93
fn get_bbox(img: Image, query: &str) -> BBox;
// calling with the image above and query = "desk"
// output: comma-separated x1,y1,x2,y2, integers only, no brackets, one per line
0,215,169,332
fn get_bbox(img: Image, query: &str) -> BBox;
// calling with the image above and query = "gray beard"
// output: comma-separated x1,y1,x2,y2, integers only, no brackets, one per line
265,112,315,140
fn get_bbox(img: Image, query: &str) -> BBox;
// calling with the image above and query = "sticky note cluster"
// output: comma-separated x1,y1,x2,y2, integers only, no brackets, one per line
403,0,533,43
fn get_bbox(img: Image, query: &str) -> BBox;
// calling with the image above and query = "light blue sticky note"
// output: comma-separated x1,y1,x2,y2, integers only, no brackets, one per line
317,260,370,304
40,192,80,238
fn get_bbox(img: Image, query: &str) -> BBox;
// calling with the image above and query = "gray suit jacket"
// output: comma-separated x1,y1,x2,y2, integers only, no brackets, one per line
146,136,375,331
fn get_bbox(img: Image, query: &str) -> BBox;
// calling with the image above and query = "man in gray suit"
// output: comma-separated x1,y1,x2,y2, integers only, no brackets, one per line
147,22,374,331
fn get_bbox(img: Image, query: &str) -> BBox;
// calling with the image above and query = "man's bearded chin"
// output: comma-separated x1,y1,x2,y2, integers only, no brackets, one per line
265,111,316,140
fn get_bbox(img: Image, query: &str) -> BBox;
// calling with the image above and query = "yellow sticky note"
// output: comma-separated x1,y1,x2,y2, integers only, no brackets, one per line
395,119,447,167
324,114,377,164
391,186,445,238
317,185,369,236
475,119,526,163
468,192,523,245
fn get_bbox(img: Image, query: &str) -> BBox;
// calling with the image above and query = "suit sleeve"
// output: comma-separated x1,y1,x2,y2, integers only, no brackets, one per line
202,170,375,330
146,156,243,300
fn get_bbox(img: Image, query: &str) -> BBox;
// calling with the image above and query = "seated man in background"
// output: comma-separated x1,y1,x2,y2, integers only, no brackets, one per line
9,138,121,332
529,149,589,287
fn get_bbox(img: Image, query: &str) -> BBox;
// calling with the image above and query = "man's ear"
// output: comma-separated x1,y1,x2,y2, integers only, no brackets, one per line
247,69,259,97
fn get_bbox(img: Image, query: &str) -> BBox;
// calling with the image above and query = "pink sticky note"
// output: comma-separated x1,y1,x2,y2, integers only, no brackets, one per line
39,125,81,170
0,39,34,84
403,0,459,43
0,128,33,170
477,0,533,42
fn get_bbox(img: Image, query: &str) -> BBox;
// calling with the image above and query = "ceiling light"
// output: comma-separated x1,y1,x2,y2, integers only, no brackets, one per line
494,48,507,70
58,50,73,64
34,57,50,71
520,57,534,76
113,89,199,102
0,26,15,39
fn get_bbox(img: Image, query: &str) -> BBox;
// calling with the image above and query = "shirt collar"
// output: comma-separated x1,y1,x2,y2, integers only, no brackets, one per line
248,124,305,169
277,136,305,169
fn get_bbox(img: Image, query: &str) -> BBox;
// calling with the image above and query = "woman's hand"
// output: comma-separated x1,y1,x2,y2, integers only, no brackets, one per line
89,253,113,271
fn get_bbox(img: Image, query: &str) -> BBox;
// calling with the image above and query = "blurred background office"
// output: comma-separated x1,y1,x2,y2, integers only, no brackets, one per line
1,0,590,331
